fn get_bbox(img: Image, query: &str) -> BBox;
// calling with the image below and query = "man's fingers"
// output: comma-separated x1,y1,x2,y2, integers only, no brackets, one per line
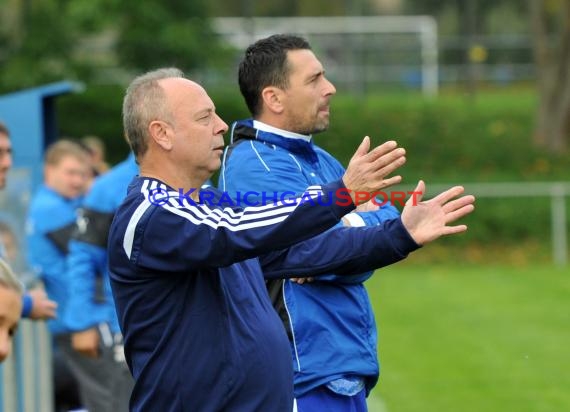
351,136,371,159
365,140,398,161
407,180,425,204
376,175,403,189
366,148,406,188
445,204,475,224
370,147,406,170
440,224,468,236
442,195,476,214
430,185,466,205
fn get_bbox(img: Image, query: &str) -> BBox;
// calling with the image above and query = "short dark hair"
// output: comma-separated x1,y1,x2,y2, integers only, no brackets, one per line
238,34,311,117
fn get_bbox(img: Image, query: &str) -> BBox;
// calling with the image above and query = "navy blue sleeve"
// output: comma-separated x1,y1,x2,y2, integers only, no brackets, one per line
119,180,356,273
258,217,420,279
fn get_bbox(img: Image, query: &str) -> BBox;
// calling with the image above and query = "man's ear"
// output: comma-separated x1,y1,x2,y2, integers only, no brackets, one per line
261,86,285,115
148,120,173,151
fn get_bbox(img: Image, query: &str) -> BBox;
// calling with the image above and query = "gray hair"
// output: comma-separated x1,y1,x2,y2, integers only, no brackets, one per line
0,258,23,295
122,68,185,160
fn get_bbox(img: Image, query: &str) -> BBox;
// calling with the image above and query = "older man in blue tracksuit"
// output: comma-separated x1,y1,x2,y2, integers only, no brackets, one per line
110,174,419,412
64,153,137,411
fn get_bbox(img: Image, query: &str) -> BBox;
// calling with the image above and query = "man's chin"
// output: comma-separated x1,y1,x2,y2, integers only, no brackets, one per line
313,123,330,134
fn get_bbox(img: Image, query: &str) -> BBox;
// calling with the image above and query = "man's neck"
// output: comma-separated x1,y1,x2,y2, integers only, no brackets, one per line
140,166,205,200
253,120,312,142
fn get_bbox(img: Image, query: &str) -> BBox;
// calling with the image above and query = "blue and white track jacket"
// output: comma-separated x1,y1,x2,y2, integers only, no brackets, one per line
220,119,402,397
108,175,417,411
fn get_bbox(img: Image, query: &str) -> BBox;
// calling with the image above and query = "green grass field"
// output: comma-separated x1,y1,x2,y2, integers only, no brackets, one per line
365,260,570,412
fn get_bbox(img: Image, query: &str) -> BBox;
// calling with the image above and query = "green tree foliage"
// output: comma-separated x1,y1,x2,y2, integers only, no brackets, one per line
0,0,230,92
207,0,349,17
0,0,76,92
115,0,231,71
529,0,570,152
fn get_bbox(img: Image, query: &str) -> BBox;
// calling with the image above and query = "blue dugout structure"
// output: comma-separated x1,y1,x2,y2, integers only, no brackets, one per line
0,81,84,189
0,82,83,412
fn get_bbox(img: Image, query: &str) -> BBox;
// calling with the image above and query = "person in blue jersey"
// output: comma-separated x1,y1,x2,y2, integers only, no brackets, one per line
220,34,409,411
108,67,474,412
63,152,137,411
26,139,91,411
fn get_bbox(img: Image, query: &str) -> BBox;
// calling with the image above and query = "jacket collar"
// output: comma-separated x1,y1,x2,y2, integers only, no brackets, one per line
230,119,318,163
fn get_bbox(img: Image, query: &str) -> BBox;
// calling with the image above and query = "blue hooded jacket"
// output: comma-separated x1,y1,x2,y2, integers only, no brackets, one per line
26,186,82,334
220,119,401,397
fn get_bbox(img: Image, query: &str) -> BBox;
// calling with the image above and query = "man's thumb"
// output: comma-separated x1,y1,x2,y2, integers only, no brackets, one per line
353,136,370,158
407,180,425,205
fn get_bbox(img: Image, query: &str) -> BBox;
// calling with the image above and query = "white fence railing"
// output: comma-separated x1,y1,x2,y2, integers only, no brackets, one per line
423,182,570,266
0,321,53,412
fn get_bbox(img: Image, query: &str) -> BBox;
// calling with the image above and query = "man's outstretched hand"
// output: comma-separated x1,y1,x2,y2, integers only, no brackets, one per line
342,137,406,205
401,180,475,245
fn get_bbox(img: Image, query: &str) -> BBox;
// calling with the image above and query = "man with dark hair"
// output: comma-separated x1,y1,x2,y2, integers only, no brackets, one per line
220,34,431,411
108,67,473,411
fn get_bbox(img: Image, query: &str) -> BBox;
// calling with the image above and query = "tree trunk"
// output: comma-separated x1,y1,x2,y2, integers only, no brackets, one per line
529,0,570,152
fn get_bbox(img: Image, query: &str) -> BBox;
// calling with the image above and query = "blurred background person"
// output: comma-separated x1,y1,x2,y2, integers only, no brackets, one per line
0,258,23,363
64,151,137,411
81,135,110,177
0,121,58,322
26,139,90,412
0,220,57,321
0,121,12,191
0,221,18,264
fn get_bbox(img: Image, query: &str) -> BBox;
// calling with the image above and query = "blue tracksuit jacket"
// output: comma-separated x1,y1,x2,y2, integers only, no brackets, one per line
65,153,138,333
220,119,401,397
26,185,82,334
108,176,417,411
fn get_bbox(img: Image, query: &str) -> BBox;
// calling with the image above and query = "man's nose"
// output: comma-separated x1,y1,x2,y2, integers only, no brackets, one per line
216,114,229,135
0,152,12,170
324,77,336,96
